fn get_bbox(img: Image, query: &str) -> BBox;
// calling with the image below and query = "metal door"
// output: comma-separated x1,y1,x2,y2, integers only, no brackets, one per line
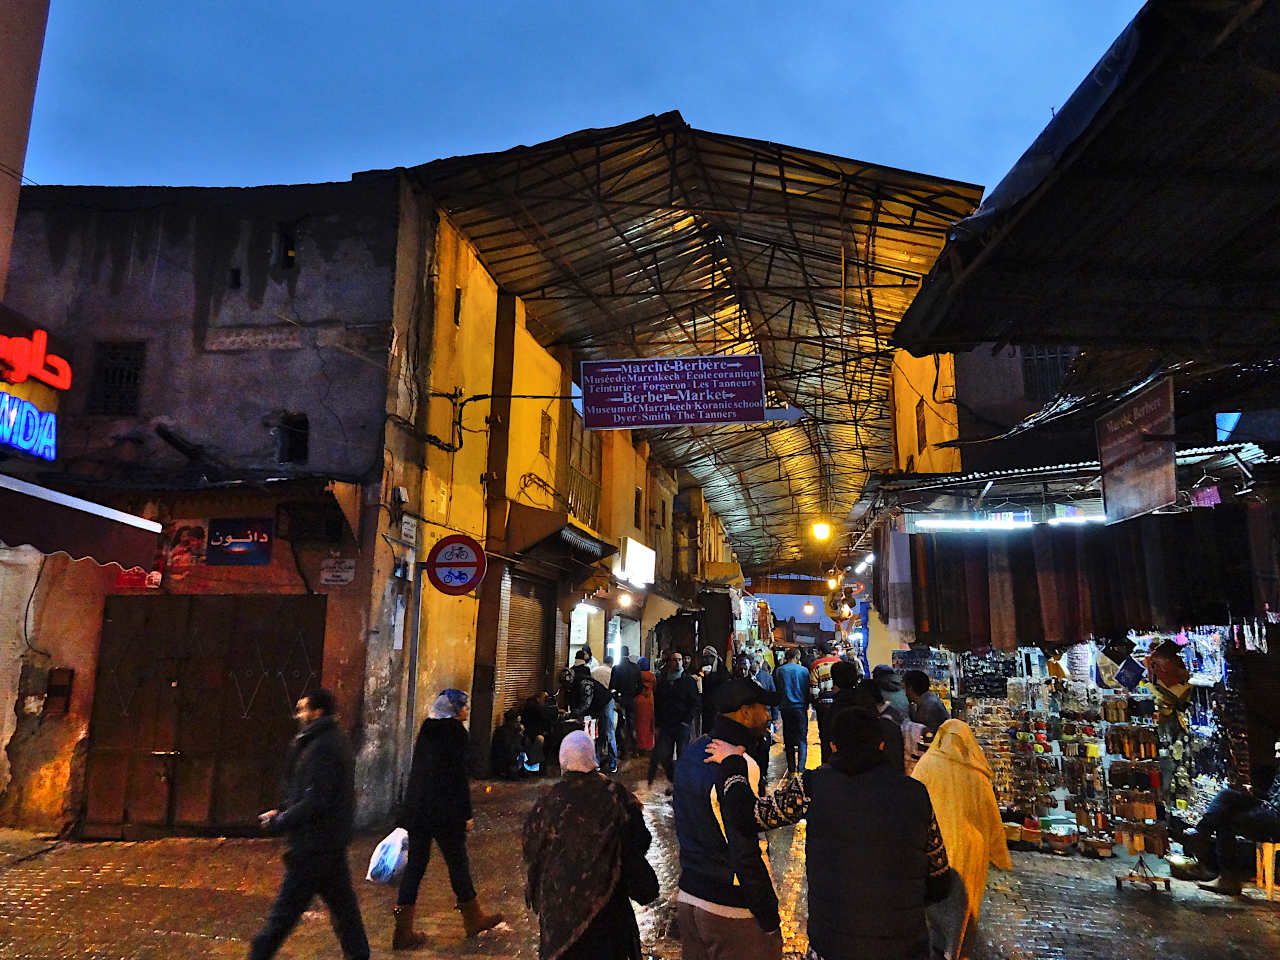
495,573,553,716
83,595,325,837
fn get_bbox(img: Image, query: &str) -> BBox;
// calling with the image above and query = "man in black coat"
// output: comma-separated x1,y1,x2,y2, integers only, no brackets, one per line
610,646,643,758
647,650,701,787
249,688,369,960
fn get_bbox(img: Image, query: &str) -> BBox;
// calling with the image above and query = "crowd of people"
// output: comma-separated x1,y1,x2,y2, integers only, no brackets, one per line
244,642,1015,960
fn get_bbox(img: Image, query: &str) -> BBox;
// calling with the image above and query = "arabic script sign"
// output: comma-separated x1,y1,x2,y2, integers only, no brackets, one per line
1096,378,1176,525
425,534,487,596
0,329,72,391
206,518,274,566
580,355,766,430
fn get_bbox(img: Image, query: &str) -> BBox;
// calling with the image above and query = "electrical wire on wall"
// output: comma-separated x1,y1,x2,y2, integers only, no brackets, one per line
23,556,52,658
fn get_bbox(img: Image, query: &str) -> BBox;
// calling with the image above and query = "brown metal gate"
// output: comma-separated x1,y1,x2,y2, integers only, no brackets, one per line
495,573,553,716
82,595,326,838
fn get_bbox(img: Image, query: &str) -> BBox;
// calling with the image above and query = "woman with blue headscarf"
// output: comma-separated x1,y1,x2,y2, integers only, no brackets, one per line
392,689,503,949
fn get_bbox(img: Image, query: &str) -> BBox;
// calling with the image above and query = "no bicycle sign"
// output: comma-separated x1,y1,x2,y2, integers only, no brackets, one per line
425,534,488,596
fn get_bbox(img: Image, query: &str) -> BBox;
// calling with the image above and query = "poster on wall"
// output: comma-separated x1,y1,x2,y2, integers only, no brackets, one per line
206,517,274,566
165,520,207,581
1095,378,1176,525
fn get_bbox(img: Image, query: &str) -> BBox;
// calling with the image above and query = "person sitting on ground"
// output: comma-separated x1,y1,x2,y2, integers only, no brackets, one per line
523,731,654,960
491,709,530,780
561,667,617,772
903,669,949,735
1187,738,1280,896
912,719,1012,957
706,706,952,960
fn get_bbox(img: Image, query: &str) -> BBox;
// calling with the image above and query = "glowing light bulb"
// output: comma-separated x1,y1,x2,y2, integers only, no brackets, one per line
811,521,831,541
618,592,633,608
802,602,815,616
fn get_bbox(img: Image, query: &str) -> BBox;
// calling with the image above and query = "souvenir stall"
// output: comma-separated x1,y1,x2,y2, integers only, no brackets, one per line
954,626,1260,876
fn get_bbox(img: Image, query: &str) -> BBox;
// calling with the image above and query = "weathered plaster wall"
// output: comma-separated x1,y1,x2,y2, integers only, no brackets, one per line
600,432,650,546
413,215,497,732
0,0,49,298
505,317,562,511
0,548,115,831
5,180,399,486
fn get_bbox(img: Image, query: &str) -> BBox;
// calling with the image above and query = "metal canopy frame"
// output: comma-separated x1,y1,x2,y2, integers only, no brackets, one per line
404,112,981,572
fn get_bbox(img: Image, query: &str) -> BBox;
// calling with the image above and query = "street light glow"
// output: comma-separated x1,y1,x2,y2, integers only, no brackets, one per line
811,521,831,540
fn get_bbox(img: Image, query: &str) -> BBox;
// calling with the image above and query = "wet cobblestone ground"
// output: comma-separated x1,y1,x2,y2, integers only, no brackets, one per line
1,731,1278,959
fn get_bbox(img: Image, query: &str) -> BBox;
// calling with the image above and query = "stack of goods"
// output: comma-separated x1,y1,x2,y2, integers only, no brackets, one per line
958,651,1019,698
1010,711,1060,820
965,699,1014,806
1006,676,1053,711
1220,652,1252,791
893,648,954,708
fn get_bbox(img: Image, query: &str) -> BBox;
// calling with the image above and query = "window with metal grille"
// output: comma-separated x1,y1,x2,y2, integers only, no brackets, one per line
915,397,927,454
539,410,553,458
1021,346,1078,404
86,342,146,415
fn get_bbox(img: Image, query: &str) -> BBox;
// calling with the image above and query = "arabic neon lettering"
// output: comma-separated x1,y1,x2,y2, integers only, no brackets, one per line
0,329,73,391
0,388,56,461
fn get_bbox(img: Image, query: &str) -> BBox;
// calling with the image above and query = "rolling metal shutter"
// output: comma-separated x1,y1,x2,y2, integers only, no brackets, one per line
496,573,553,716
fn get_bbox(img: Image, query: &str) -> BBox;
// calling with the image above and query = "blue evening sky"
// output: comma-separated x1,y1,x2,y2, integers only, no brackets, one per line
25,1,1142,192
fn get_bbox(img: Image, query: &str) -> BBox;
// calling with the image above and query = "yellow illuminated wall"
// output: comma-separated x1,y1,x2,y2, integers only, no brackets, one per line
891,350,961,475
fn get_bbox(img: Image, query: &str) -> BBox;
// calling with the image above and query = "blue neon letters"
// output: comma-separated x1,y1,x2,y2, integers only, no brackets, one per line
0,388,57,461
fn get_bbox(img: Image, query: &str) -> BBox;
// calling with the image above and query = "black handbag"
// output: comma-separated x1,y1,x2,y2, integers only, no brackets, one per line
616,792,659,905
620,843,660,905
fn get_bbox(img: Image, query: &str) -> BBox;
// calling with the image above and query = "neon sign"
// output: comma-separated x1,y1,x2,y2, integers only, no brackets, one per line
0,329,73,391
0,388,57,460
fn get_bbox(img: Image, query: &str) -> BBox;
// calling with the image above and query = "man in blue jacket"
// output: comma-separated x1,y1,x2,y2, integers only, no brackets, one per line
774,647,811,775
673,677,783,960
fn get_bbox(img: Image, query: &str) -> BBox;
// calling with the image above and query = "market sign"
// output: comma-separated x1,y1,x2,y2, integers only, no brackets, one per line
1096,378,1176,525
580,355,766,430
425,533,488,596
0,328,71,462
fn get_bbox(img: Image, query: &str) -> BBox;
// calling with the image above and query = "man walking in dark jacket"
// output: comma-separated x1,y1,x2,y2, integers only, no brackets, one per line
648,651,701,787
249,688,369,960
674,677,784,960
610,645,643,758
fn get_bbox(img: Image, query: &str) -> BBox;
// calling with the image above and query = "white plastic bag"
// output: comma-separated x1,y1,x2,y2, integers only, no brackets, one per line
365,827,409,884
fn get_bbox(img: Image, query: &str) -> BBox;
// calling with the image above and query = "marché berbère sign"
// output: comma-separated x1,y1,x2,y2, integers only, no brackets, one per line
581,355,766,430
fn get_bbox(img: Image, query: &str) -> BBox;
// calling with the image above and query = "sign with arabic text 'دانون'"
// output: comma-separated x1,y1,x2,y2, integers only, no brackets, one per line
580,355,766,430
206,518,274,566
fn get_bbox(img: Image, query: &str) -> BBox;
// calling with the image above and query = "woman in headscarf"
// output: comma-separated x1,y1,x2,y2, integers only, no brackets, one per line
523,731,654,960
911,719,1011,958
634,657,656,753
392,689,503,950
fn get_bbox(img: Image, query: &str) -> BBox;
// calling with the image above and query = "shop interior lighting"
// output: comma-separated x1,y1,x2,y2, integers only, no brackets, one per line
1046,515,1106,526
618,592,633,608
826,574,839,590
573,601,601,615
811,520,832,541
802,602,816,616
916,517,1034,531
854,553,874,574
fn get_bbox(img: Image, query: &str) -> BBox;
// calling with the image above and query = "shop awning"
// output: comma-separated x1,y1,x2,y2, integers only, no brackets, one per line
0,473,162,569
506,503,618,564
894,0,1280,354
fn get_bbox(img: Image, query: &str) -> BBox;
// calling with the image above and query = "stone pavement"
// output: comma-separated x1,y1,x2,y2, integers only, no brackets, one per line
0,734,1279,959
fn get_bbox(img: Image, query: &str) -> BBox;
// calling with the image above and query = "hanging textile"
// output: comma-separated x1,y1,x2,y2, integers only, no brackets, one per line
987,537,1017,651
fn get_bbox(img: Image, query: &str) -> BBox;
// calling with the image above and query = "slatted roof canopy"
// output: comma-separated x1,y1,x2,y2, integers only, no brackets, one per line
895,0,1280,354
405,112,981,573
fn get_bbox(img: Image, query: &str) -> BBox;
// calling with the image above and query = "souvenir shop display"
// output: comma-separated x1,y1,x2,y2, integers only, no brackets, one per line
892,647,956,710
953,632,1245,876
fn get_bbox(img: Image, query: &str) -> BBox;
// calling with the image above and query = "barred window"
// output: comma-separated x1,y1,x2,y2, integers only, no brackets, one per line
1022,346,1078,404
86,342,147,416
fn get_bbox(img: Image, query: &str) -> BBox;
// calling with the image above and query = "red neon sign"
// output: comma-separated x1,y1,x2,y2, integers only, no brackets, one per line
0,329,72,391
